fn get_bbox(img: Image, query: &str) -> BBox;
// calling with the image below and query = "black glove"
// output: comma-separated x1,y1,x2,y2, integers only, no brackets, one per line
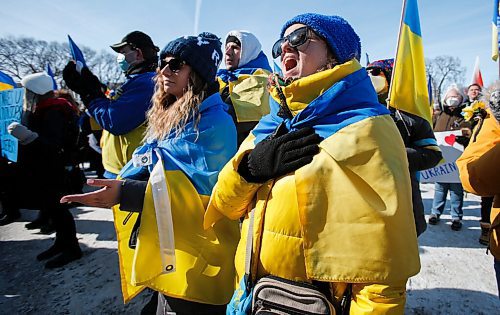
63,62,104,104
63,61,86,95
238,127,322,183
455,135,470,147
489,90,500,123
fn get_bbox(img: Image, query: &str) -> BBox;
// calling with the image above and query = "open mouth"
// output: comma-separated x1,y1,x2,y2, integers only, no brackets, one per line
284,58,298,71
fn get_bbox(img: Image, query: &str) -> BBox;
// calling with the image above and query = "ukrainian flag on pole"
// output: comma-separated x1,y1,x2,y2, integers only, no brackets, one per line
389,0,431,124
492,0,499,61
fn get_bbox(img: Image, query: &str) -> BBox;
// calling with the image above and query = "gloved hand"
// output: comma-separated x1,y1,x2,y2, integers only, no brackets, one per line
7,122,39,145
455,135,470,147
238,127,322,183
63,61,86,95
63,61,105,104
489,90,500,123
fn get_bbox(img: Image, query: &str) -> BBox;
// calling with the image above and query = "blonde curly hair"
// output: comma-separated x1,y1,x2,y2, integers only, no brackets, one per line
145,69,208,141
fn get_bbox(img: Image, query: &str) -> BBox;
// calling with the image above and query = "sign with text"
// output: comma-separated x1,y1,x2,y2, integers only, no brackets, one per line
419,130,464,183
0,88,23,162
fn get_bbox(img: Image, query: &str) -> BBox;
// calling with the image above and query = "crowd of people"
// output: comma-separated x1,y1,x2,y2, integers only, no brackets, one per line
0,12,498,314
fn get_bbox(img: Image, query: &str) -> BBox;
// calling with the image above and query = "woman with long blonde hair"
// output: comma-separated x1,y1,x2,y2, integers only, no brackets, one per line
62,32,239,315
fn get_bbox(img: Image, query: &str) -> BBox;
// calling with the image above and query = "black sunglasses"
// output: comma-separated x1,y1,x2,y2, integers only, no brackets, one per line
368,67,382,76
159,58,185,72
272,26,312,59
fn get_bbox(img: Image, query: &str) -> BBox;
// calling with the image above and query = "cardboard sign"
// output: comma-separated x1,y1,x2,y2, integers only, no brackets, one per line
0,88,24,162
419,130,464,183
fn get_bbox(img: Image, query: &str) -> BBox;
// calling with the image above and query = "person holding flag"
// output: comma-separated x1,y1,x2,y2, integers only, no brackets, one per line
367,58,442,237
63,31,158,178
217,30,272,146
61,32,239,314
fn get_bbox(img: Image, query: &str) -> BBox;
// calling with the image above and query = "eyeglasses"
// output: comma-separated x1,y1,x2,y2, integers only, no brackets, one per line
367,68,382,76
159,58,185,72
272,26,313,59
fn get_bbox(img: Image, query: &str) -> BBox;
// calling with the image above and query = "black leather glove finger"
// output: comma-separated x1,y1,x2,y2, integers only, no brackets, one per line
63,61,85,94
489,90,500,123
280,132,322,160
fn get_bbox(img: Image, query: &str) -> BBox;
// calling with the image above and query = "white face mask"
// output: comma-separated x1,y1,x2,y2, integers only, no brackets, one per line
369,75,387,93
445,97,461,107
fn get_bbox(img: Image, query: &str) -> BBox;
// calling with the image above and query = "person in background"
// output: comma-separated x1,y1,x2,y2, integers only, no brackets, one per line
367,58,442,237
217,30,272,146
3,72,81,268
430,85,472,231
464,83,493,245
61,32,239,315
63,31,158,178
205,13,420,313
457,88,500,297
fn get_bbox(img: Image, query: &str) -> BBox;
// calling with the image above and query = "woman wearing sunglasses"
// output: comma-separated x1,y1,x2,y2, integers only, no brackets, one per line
205,14,420,314
61,32,239,315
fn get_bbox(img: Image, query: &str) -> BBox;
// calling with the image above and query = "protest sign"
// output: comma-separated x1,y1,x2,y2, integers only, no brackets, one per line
420,130,464,183
0,88,24,162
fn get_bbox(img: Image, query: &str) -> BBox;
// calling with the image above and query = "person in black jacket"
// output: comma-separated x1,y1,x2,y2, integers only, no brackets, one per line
367,59,443,236
4,72,82,268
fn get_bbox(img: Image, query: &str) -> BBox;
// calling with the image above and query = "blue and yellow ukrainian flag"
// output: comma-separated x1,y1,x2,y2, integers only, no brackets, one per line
0,70,16,91
492,0,499,61
46,63,58,90
389,0,431,124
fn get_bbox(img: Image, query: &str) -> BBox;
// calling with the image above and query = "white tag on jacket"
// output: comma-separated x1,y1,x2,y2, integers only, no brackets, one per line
132,150,153,167
149,149,176,274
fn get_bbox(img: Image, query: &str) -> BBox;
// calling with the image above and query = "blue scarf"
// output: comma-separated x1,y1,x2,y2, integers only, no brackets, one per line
252,67,390,144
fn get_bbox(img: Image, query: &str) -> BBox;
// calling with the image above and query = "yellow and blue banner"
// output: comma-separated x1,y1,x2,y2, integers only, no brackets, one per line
0,71,16,91
389,0,431,124
492,0,499,61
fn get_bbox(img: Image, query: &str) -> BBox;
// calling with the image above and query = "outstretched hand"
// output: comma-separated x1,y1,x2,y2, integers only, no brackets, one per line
60,178,123,208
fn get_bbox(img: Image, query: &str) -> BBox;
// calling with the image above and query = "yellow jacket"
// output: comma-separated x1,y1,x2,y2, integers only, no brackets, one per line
205,62,420,314
457,109,500,259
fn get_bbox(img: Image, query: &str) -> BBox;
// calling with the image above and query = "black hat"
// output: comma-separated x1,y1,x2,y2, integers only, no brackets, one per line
110,31,159,52
160,32,223,84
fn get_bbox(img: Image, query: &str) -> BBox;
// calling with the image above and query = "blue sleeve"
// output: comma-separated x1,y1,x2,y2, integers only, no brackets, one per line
87,73,155,135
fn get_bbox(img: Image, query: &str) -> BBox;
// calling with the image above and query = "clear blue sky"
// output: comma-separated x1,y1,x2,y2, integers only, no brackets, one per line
0,0,496,86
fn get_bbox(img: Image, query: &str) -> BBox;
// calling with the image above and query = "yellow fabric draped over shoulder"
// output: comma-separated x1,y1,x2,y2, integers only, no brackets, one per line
113,170,240,304
295,115,420,282
219,69,271,122
101,124,146,175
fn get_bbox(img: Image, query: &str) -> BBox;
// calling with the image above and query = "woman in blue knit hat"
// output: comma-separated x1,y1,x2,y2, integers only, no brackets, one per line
62,32,239,315
205,13,420,314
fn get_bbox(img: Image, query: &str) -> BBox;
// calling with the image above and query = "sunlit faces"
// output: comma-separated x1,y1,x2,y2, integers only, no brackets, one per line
160,56,191,99
444,89,463,108
225,42,241,70
279,24,329,80
367,68,389,94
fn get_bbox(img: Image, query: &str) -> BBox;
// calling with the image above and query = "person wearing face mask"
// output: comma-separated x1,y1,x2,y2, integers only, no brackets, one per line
429,85,472,231
63,31,158,179
367,58,442,237
217,30,272,146
205,13,420,313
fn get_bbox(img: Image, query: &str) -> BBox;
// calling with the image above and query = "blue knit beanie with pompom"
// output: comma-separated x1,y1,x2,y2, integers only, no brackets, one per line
280,13,361,64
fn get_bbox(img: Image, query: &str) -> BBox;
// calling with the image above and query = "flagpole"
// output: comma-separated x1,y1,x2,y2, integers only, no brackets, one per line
387,0,408,109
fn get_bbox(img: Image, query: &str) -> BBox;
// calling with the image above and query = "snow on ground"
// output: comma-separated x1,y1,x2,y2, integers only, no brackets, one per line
0,183,499,314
